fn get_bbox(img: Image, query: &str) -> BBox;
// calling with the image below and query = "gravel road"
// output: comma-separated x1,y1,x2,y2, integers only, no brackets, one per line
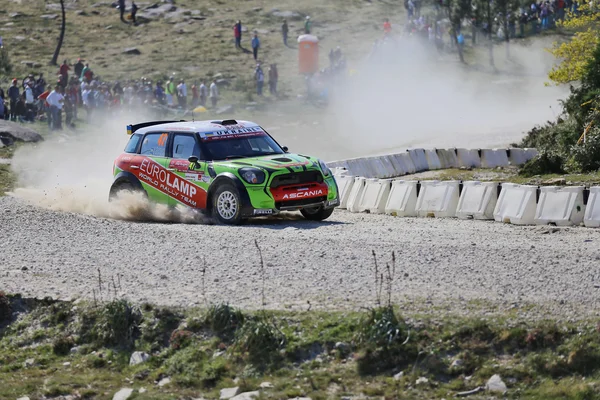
2,195,600,319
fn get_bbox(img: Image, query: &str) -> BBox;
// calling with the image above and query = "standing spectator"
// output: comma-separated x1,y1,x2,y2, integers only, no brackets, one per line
15,94,27,123
74,58,84,79
64,93,74,128
251,32,260,61
118,0,126,23
268,64,278,95
59,60,70,87
233,21,241,49
34,73,46,98
199,81,207,107
131,1,139,25
0,98,4,120
177,79,187,109
191,81,199,108
383,18,392,35
255,63,264,96
165,77,176,107
282,19,289,46
24,82,34,121
8,79,19,121
46,85,64,130
209,79,219,108
155,81,165,105
304,16,312,34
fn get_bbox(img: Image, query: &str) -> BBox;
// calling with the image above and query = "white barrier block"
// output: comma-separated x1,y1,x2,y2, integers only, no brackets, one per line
437,149,459,169
393,152,416,174
480,149,509,168
535,186,585,226
507,148,529,166
385,180,418,216
348,158,370,178
346,177,367,213
456,148,481,168
335,175,355,209
456,181,498,220
385,155,405,177
331,167,349,177
408,148,428,172
585,187,600,227
415,180,460,218
424,149,442,170
524,148,539,162
493,183,537,225
374,157,395,179
358,179,392,213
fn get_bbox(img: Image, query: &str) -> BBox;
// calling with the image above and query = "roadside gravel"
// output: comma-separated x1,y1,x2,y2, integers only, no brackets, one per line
2,195,600,319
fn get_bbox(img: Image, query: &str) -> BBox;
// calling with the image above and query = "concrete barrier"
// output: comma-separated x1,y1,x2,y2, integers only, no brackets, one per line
385,154,406,177
584,187,600,227
524,148,539,162
437,149,459,169
336,175,355,209
424,149,442,170
346,177,367,213
374,157,396,178
415,180,460,218
535,186,585,226
331,167,349,177
507,148,529,166
393,152,416,174
358,179,392,213
480,149,510,168
493,183,537,225
385,180,418,216
456,148,481,168
408,148,429,172
456,181,498,220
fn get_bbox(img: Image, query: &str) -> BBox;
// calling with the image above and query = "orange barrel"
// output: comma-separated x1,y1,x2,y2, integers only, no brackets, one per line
298,34,319,74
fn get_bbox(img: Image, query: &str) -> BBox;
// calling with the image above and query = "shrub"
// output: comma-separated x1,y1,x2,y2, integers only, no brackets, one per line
205,304,245,340
52,336,74,356
570,127,600,172
97,300,141,348
234,316,285,365
169,329,193,350
166,345,229,388
519,152,566,177
356,306,407,348
0,291,11,323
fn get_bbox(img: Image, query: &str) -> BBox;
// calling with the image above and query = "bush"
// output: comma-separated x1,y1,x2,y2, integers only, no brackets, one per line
205,304,245,340
0,291,11,323
570,127,600,172
53,336,74,356
169,329,193,350
519,152,566,177
356,306,407,348
97,300,141,348
234,316,285,365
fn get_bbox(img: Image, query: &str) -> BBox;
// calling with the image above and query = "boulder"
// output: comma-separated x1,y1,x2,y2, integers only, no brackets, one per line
157,377,171,387
20,60,42,68
220,387,240,399
486,374,507,393
40,14,58,20
113,388,133,400
270,9,303,20
0,120,44,143
123,47,141,55
129,351,150,366
230,392,259,400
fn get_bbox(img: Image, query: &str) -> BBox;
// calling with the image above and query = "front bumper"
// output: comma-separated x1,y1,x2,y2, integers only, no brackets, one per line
248,197,340,217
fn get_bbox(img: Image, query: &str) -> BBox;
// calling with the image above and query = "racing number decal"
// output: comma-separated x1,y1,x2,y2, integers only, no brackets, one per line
157,133,168,147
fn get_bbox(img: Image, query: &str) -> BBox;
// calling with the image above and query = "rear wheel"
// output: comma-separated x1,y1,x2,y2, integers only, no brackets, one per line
300,206,335,221
212,183,243,225
109,181,145,201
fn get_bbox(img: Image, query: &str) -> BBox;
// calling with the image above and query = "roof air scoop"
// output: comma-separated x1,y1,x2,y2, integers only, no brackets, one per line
221,119,238,126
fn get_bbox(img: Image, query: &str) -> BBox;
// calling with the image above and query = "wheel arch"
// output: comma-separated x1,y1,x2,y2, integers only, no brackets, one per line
206,172,251,213
109,171,146,198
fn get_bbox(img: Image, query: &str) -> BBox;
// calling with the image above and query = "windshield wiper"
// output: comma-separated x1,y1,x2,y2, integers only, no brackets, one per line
221,155,247,160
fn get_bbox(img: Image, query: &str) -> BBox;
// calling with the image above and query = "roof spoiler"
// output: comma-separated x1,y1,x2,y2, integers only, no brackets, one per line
126,120,186,135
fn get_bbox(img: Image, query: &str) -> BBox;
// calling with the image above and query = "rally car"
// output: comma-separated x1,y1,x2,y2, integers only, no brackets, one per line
110,119,340,224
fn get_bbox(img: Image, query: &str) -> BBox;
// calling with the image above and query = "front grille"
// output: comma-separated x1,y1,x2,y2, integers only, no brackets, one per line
270,171,322,188
276,196,327,209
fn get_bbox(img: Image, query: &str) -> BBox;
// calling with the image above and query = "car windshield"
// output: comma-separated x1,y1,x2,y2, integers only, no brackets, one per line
202,133,285,160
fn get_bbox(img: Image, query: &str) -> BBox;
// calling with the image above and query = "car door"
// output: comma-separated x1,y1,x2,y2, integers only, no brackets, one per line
131,131,171,204
166,132,210,209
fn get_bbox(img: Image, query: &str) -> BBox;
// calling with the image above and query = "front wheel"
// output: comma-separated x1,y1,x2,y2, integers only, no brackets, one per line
212,183,243,225
300,206,335,221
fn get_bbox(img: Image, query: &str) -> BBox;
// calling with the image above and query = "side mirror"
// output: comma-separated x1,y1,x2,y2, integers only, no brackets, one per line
188,156,199,163
282,146,288,152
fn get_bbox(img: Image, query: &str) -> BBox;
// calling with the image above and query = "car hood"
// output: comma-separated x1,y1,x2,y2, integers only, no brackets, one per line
213,153,321,173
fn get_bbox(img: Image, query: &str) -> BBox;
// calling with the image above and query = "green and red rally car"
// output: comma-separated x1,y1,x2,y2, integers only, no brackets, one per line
110,119,340,224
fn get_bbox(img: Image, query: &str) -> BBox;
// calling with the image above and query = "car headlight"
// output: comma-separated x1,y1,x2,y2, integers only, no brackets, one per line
239,168,266,184
318,160,331,177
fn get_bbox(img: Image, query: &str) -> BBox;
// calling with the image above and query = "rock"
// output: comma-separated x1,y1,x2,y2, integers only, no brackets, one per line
215,105,234,115
21,266,28,271
259,382,274,388
0,120,44,143
486,374,507,393
24,358,35,367
14,36,26,41
75,10,88,16
129,351,150,366
270,9,303,20
123,47,141,55
63,361,71,366
113,388,134,400
10,12,23,18
70,346,81,354
450,359,463,368
334,342,349,353
40,14,58,19
17,397,30,400
157,377,171,387
220,387,240,399
230,392,260,400
393,371,404,380
415,377,429,385
139,388,147,393
46,2,76,10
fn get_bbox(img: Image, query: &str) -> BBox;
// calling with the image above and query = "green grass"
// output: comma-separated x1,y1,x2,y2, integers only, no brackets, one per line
0,164,14,195
2,296,600,399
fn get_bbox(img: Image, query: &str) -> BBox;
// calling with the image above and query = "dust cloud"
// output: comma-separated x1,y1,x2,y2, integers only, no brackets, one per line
322,36,568,160
9,116,208,223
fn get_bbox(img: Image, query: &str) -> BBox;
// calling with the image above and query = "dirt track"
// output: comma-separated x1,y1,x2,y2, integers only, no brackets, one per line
2,195,600,318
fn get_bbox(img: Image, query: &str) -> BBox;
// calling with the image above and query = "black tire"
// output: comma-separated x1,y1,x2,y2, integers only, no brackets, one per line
212,183,243,225
109,181,144,202
300,206,335,221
